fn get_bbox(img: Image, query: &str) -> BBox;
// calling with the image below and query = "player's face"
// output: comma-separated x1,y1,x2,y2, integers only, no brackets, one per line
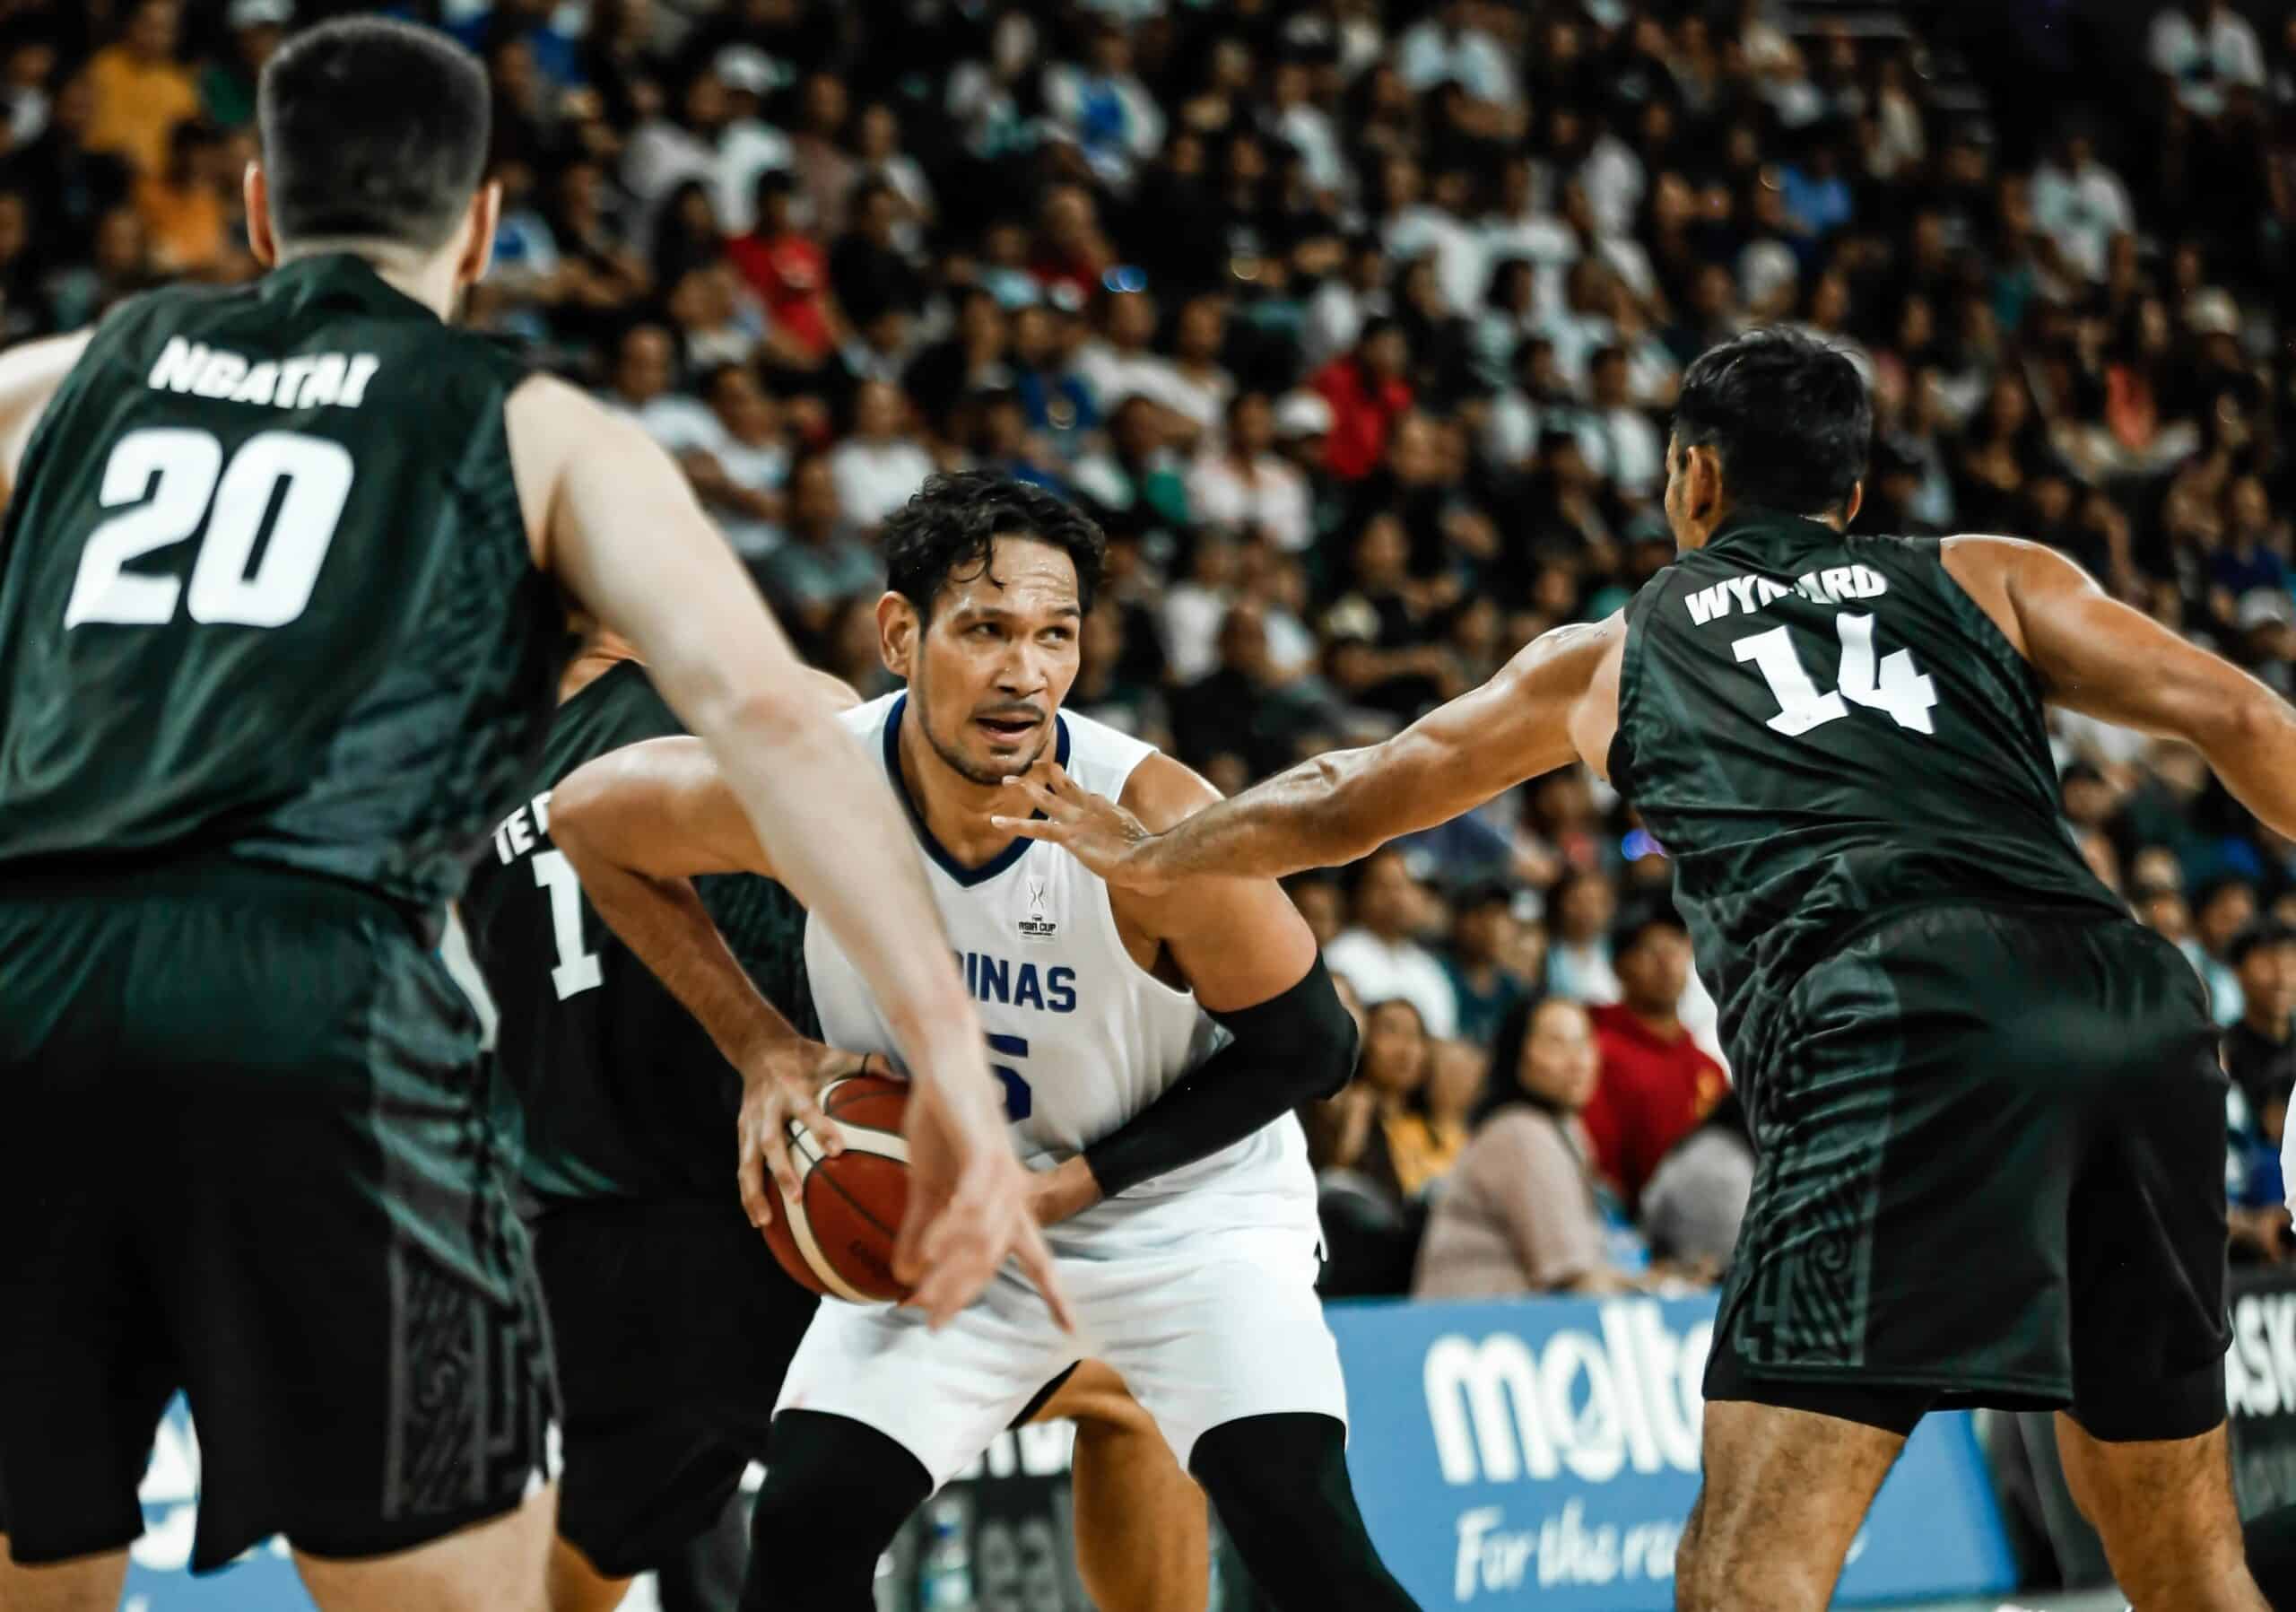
900,537,1083,788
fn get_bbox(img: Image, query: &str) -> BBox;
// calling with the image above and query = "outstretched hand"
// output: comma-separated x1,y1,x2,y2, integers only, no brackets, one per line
989,762,1170,894
895,1072,1075,1332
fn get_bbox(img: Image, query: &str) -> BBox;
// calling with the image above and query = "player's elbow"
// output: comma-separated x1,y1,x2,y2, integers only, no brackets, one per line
2194,684,2296,760
1221,954,1360,1104
544,756,627,873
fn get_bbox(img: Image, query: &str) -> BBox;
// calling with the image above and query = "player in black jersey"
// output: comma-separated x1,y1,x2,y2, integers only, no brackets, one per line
1004,328,2286,1609
460,626,1211,1612
0,19,1055,1611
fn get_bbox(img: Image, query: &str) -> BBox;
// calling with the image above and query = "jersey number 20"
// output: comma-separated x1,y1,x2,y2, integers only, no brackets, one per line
1733,613,1938,737
64,427,353,630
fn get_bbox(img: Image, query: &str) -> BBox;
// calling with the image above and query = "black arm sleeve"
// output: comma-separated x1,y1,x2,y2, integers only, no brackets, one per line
1083,953,1361,1200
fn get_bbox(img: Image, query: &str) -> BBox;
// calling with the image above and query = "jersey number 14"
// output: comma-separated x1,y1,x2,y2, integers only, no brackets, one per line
1733,613,1938,737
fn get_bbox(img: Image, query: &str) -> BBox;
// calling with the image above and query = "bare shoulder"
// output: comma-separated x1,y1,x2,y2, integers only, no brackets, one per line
1116,749,1222,834
1939,534,2092,660
0,330,94,491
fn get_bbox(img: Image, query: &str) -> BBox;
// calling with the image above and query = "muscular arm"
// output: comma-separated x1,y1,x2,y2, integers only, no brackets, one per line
1944,536,2296,841
1030,755,1358,1223
513,376,987,1097
1001,616,1623,888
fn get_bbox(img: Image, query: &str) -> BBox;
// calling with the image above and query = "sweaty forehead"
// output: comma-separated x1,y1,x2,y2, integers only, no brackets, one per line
935,536,1081,620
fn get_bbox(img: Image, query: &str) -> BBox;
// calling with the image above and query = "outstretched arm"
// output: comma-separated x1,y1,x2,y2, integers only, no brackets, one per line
1944,536,2296,841
996,616,1622,889
1020,755,1353,1225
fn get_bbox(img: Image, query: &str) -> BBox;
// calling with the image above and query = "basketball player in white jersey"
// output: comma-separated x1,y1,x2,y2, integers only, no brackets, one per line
549,473,1418,1610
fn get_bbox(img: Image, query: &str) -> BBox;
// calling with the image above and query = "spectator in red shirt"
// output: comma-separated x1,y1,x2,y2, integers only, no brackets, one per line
728,169,841,364
1581,906,1729,1208
1312,317,1414,480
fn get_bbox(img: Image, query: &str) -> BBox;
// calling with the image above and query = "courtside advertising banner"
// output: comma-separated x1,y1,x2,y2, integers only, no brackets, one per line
1326,1294,2019,1610
2229,1263,2296,1517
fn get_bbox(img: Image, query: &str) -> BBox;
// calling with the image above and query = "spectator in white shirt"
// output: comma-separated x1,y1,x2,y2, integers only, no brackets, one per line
1474,257,1541,389
1541,257,1620,394
711,47,795,236
598,321,719,451
1162,292,1236,440
670,363,793,562
1266,52,1345,199
1576,118,1647,243
2031,130,2134,284
852,100,935,258
828,379,935,531
1545,868,1622,1006
1159,528,1239,685
1384,157,1488,326
1483,334,1570,474
1303,235,1391,370
1074,287,1190,425
2149,0,2265,121
1396,0,1519,108
1188,392,1313,552
1481,152,1579,324
1574,346,1664,501
1326,847,1461,1041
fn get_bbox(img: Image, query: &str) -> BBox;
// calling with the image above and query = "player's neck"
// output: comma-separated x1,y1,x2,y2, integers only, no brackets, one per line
894,708,1036,867
273,241,460,320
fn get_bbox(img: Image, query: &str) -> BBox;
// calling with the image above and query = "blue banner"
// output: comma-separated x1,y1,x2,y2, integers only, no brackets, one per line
122,1399,313,1612
1326,1293,2018,1610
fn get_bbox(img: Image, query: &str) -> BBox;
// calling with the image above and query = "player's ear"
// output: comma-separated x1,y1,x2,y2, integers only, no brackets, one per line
455,181,501,291
1841,479,1865,528
876,590,918,680
245,161,276,268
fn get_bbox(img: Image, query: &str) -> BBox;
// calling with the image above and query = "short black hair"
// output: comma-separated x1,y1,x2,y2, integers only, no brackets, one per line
2229,919,2296,968
258,18,489,252
1672,327,1871,518
1613,901,1688,958
882,472,1107,623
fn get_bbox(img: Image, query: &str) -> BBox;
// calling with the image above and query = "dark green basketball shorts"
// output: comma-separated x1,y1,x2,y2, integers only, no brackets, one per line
1706,902,2230,1442
0,858,555,1571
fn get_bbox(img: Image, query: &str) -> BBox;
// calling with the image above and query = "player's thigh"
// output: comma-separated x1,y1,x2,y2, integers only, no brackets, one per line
123,872,555,1573
535,1198,807,1580
1719,909,2087,1399
1034,1361,1209,1612
772,1267,1079,1489
1087,1235,1345,1472
0,1547,132,1612
295,1482,556,1612
0,893,175,1569
2052,1415,2259,1608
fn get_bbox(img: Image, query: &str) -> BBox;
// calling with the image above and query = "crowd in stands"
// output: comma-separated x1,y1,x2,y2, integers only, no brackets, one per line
17,0,2296,1291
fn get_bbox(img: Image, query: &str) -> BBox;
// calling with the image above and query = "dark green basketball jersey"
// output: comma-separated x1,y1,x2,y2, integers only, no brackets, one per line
1612,510,2125,1085
460,660,817,1204
0,256,565,917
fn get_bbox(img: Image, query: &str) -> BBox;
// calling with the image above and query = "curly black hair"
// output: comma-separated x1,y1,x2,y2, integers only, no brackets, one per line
881,471,1109,622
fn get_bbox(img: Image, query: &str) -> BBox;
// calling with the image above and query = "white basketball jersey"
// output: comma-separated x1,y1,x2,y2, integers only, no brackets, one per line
804,693,1318,1252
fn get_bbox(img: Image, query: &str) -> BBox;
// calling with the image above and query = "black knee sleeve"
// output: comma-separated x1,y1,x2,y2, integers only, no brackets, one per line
741,1411,931,1611
1189,1413,1419,1611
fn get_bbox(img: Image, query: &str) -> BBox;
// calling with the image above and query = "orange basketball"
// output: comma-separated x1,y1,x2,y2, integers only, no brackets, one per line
761,1072,912,1303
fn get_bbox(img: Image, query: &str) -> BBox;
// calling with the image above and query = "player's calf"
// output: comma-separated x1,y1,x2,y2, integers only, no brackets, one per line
744,1411,931,1611
2054,1416,2266,1612
1187,1413,1418,1611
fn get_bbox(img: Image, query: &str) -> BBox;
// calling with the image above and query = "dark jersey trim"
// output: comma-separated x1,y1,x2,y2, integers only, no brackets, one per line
879,693,1072,887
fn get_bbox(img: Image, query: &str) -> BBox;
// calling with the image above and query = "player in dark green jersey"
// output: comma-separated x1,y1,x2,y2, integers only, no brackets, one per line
1002,328,2292,1609
0,19,1057,1612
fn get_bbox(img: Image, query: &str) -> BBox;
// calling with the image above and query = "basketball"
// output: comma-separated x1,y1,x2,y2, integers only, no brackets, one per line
761,1071,912,1303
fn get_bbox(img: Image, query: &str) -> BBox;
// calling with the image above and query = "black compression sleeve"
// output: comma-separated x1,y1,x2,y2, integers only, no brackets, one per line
1083,953,1359,1200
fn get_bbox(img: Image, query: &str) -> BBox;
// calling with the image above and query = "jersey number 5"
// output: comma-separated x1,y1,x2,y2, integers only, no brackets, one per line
65,427,354,630
1733,613,1938,737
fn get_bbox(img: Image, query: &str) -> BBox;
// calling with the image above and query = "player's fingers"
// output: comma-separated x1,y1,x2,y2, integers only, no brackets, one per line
996,774,1065,816
790,1085,843,1159
1011,1220,1074,1333
759,1109,804,1211
987,814,1065,840
736,1118,773,1229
